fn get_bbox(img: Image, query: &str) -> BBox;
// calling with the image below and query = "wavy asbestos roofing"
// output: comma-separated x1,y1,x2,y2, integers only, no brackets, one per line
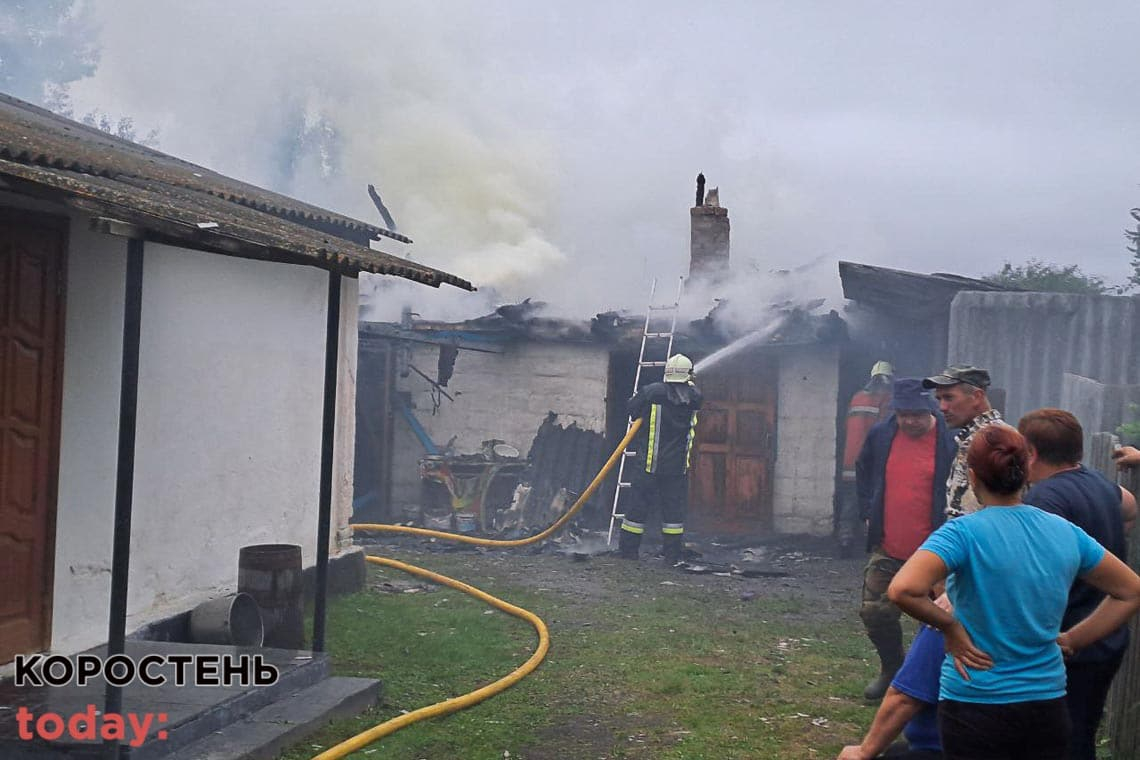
0,93,473,290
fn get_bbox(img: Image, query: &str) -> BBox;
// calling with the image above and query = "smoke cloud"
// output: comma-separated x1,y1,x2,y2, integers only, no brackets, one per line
17,1,1140,322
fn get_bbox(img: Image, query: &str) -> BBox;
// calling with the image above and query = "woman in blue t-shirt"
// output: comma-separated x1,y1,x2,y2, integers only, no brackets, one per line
887,425,1140,760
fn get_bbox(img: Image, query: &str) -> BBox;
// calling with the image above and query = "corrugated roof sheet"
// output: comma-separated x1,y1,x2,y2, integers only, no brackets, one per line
839,260,1010,319
0,93,473,290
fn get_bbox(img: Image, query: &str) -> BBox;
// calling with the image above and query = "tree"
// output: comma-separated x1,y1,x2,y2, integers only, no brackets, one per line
0,2,159,147
983,259,1112,294
0,1,98,104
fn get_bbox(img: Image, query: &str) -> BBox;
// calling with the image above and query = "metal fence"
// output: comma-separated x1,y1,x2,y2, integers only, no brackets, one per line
1089,432,1140,758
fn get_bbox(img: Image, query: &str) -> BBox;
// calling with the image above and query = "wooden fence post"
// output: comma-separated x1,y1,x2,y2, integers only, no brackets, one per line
1095,432,1140,758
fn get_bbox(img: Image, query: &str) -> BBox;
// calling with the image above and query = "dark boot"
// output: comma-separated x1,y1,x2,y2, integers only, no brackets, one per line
863,624,905,700
662,533,684,566
618,529,641,560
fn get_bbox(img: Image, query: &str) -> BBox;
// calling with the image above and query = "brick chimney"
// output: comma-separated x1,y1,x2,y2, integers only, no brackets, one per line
689,173,729,281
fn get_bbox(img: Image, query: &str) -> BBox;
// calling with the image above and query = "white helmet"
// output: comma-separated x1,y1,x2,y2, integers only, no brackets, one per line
664,353,695,384
870,360,894,379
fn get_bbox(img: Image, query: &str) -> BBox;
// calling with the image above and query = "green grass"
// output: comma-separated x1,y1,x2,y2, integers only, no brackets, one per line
277,548,882,760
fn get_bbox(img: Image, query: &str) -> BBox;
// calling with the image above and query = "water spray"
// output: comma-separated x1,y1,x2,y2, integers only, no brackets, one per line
692,315,786,375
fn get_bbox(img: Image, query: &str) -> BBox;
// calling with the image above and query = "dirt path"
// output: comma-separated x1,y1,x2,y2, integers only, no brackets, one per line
357,530,865,625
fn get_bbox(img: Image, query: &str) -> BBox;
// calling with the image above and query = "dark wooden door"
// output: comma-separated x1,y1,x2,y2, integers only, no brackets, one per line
689,357,777,532
1,217,66,663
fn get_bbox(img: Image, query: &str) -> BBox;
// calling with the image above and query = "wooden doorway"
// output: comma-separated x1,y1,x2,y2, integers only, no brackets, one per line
689,355,777,532
0,214,66,663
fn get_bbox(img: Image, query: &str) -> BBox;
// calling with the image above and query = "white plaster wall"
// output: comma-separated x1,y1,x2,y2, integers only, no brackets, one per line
388,341,609,510
51,218,126,653
772,346,840,535
51,222,359,654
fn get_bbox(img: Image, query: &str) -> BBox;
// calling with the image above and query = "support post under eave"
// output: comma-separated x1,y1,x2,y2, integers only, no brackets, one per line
104,238,145,760
312,270,341,652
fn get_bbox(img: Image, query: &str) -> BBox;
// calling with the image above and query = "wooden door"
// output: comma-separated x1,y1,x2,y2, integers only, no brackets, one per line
0,216,66,663
689,357,777,532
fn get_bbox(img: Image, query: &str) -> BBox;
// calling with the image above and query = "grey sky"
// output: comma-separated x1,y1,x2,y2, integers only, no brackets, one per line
64,1,1140,318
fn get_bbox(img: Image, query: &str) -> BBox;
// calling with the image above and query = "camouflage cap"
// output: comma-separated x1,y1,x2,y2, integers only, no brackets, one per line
922,365,991,390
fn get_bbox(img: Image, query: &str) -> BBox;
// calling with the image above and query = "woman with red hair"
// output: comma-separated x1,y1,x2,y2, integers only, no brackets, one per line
888,425,1140,759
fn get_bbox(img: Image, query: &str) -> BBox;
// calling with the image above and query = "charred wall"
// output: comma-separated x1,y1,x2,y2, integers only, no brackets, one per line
387,341,610,514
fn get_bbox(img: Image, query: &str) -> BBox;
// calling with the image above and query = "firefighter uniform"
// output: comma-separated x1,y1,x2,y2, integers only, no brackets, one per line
619,357,702,564
836,361,893,555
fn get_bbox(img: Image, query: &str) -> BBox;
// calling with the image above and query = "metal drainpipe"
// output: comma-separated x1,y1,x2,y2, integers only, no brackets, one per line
104,237,144,760
312,270,341,653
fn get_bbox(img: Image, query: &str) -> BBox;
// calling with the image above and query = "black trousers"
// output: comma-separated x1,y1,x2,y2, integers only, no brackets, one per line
938,698,1070,760
1065,654,1124,760
882,742,942,759
624,470,688,527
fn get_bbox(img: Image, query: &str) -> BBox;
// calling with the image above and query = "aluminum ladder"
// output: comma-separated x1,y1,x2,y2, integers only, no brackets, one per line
607,276,685,544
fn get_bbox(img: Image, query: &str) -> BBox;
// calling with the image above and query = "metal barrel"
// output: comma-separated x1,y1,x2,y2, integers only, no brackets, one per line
189,592,264,647
238,544,304,649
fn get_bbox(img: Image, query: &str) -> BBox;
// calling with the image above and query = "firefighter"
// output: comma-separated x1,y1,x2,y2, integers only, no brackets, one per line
618,353,703,564
836,360,894,558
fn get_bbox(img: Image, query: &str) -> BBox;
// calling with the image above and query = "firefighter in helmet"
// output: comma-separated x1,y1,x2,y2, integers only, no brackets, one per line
618,353,703,564
836,360,894,557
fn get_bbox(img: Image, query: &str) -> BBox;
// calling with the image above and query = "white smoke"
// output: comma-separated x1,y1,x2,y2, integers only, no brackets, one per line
45,0,1139,322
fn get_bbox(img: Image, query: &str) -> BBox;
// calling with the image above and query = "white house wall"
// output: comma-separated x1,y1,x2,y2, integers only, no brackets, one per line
388,341,609,511
772,345,839,535
52,218,127,654
52,219,358,654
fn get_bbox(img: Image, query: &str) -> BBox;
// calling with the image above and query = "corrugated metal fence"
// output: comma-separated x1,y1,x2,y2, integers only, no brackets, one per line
947,293,1140,424
1090,433,1140,757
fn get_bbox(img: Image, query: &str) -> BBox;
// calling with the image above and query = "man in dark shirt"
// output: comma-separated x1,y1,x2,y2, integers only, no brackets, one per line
1020,408,1138,760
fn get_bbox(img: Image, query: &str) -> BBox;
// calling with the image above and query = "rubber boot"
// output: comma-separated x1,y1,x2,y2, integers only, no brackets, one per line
618,529,641,560
662,533,684,566
863,624,905,700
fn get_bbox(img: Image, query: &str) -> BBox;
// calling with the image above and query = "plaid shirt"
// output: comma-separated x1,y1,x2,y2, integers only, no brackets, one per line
945,409,1009,518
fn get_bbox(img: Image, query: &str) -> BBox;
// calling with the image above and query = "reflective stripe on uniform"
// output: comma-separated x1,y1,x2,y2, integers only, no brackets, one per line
841,469,856,480
662,523,684,535
684,411,699,472
645,403,661,473
849,406,881,415
621,519,646,534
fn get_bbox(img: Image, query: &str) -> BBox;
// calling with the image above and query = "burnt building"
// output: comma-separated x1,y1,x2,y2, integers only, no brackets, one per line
356,178,849,537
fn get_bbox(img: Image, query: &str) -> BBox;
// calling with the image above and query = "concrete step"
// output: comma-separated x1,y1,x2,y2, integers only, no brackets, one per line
163,676,381,760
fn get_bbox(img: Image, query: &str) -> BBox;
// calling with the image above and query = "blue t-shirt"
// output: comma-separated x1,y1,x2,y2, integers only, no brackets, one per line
891,625,944,751
919,505,1105,703
1024,467,1129,663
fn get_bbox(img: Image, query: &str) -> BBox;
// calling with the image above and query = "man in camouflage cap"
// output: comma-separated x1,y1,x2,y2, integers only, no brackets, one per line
923,365,1010,518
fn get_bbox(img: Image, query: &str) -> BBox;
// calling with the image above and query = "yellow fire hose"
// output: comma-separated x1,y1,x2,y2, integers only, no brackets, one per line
313,418,641,759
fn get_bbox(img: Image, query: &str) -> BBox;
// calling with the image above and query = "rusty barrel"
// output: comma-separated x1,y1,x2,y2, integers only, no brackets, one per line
238,544,304,649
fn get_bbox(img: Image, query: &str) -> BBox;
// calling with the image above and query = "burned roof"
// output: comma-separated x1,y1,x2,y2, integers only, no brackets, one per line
839,260,1012,320
362,295,847,355
0,93,472,290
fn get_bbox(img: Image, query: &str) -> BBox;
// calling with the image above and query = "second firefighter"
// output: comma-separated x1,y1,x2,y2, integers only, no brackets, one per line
618,353,703,564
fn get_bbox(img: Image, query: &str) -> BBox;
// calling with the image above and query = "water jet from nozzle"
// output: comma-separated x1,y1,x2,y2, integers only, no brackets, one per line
692,316,785,375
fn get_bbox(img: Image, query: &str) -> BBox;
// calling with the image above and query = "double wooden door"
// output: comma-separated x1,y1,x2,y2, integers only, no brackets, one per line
688,359,777,532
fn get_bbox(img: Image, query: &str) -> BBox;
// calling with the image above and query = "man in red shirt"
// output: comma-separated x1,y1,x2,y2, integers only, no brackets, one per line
855,377,956,700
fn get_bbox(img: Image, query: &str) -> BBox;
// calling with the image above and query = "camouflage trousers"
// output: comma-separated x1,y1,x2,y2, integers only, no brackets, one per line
859,548,905,637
